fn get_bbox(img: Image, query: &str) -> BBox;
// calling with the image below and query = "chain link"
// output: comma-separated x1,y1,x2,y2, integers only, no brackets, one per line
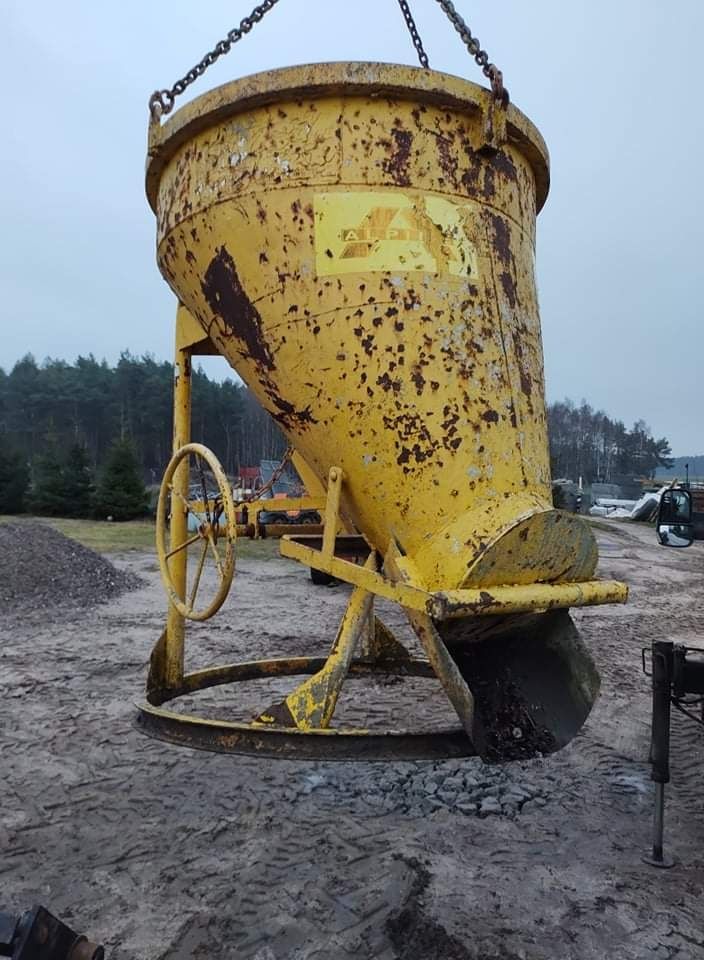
149,0,506,120
396,0,430,69
434,0,508,104
238,448,294,505
149,0,284,120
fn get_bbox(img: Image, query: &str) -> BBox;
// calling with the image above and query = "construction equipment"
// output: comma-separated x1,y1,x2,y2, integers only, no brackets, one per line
139,4,628,763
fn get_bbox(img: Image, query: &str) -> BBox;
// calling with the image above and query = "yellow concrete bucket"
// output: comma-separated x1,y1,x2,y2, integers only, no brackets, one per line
146,62,626,760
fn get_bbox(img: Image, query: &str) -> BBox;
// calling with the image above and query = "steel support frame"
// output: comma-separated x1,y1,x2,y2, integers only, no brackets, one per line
644,640,704,868
146,429,629,757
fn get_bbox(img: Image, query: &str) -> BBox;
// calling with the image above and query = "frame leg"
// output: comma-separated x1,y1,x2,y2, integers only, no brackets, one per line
257,554,377,729
164,312,193,688
149,305,196,693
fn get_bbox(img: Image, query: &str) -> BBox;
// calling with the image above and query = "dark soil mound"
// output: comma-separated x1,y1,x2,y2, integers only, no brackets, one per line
0,521,142,613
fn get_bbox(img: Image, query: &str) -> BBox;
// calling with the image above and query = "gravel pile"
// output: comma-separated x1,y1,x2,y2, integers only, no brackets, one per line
0,521,142,614
288,758,552,819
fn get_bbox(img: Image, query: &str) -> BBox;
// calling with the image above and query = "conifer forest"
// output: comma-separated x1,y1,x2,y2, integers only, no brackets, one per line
0,353,673,512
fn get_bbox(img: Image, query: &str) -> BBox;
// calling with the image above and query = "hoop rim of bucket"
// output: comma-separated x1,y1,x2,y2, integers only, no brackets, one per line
136,654,476,761
146,60,550,214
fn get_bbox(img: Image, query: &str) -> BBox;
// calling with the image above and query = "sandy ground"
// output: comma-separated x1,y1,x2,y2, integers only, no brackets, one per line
2,521,704,959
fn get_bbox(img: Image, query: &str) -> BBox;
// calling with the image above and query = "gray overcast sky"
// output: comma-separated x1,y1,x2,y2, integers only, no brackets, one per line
3,1,702,454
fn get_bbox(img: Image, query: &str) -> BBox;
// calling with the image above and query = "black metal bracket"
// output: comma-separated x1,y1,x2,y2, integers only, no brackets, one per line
643,640,704,868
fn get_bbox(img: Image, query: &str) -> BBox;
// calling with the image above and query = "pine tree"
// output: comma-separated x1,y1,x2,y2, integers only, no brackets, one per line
62,444,93,517
93,439,149,521
0,440,30,513
28,449,67,516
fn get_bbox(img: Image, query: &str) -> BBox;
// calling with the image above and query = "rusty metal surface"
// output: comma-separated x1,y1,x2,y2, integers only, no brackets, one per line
430,578,629,620
138,655,476,761
146,62,566,596
146,62,549,210
146,61,629,624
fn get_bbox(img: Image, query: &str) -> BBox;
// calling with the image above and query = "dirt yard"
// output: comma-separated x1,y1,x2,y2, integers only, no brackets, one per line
2,520,704,959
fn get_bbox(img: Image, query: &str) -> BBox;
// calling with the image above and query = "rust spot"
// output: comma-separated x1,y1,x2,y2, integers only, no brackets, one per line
202,246,274,371
202,247,316,432
361,334,375,356
492,150,518,182
266,393,315,430
185,250,196,265
481,409,499,424
500,270,517,309
377,372,400,393
436,136,458,188
511,330,534,412
482,165,496,199
488,213,511,267
519,529,529,542
382,128,413,186
410,367,426,396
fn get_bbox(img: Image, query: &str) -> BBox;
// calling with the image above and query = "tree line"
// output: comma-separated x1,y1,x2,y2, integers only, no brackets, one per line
0,352,286,478
0,353,288,517
0,354,673,515
547,399,673,484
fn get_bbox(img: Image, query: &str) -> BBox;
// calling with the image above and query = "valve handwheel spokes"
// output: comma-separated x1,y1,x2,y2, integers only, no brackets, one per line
156,443,237,621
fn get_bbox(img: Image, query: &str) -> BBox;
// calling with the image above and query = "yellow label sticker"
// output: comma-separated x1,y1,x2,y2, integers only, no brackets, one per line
314,192,478,278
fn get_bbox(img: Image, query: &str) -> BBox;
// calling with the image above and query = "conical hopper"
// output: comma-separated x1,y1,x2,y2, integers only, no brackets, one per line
146,63,618,759
147,62,597,595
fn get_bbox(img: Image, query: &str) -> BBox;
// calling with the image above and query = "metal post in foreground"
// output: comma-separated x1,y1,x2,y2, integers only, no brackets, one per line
643,640,675,868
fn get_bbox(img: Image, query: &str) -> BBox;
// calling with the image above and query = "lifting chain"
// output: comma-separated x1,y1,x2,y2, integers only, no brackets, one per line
434,0,508,104
148,0,507,121
149,0,283,120
396,0,430,69
238,447,294,505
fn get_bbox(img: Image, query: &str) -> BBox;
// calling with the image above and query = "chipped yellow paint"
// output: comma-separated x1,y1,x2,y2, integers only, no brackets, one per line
314,191,479,278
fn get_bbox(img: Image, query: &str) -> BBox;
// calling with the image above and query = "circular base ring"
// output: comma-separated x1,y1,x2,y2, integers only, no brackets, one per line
137,656,475,761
